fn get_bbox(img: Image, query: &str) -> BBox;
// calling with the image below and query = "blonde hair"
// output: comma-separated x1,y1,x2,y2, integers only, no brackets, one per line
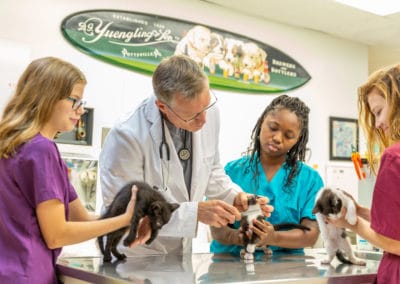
0,57,86,158
358,64,400,173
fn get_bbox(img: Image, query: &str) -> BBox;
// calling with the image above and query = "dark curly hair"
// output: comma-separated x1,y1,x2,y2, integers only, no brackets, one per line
246,94,310,192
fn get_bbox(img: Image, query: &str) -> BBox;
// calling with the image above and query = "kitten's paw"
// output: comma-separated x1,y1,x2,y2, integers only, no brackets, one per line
243,253,254,261
103,255,112,262
240,249,246,259
345,203,357,225
263,247,273,255
116,253,127,261
145,237,155,245
345,214,357,225
123,238,134,247
240,249,254,261
246,244,256,254
350,258,367,266
321,259,332,265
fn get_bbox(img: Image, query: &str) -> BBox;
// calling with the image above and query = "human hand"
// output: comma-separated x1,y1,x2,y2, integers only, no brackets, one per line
251,219,277,247
340,189,361,211
233,192,249,212
124,185,138,226
128,216,152,247
124,185,151,247
339,189,370,220
233,193,274,218
256,196,274,218
198,200,241,227
325,207,355,230
340,189,356,202
210,225,244,245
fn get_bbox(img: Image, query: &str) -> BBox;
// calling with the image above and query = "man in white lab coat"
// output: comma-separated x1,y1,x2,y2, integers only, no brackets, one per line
100,55,272,255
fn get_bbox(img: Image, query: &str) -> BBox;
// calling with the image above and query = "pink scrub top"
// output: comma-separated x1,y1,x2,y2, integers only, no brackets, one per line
0,134,78,284
371,142,400,284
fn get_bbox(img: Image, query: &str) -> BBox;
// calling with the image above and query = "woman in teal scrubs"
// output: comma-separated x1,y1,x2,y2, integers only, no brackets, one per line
210,95,323,256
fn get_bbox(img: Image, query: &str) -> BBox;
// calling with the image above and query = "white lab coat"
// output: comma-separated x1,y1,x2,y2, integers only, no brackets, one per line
99,95,242,254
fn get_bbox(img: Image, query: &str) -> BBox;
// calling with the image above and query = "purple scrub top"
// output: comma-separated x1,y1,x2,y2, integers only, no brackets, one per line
0,134,78,284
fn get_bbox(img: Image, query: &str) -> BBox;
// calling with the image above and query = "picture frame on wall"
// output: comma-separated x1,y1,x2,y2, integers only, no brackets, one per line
329,116,359,161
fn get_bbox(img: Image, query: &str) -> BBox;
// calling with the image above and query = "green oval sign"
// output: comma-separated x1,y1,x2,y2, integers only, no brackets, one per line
61,10,311,94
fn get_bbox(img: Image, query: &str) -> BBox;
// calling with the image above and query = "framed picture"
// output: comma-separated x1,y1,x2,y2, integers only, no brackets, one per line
329,116,359,161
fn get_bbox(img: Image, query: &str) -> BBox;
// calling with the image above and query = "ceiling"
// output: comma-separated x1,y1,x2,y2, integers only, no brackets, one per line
202,0,400,73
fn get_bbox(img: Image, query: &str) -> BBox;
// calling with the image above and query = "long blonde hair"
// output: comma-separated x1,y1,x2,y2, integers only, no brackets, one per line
358,64,400,173
0,57,86,158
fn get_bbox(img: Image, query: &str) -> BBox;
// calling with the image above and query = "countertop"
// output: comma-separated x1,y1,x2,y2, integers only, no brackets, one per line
57,249,382,283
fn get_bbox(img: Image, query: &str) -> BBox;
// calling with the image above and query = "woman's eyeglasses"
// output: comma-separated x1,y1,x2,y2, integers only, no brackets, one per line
66,97,87,111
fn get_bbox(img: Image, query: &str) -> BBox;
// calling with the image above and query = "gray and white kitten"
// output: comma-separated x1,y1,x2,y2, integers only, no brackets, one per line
312,187,366,266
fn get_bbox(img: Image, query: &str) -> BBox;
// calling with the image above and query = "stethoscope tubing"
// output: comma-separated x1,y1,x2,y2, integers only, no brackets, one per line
158,112,170,192
159,113,171,161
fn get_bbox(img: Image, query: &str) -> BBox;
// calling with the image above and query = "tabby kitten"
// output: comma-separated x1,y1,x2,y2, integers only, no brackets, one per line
240,195,310,261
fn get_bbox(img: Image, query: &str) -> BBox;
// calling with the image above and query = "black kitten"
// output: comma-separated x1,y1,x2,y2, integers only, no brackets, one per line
240,195,310,261
98,181,179,262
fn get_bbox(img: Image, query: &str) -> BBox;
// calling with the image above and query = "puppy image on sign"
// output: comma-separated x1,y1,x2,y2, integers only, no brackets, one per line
175,25,212,65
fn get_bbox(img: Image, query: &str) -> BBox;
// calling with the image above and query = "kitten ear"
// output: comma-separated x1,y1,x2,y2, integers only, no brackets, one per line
312,202,321,214
170,203,180,212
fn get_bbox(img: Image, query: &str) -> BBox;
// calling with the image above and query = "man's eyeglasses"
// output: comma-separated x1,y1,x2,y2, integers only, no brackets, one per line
66,97,87,111
166,91,218,123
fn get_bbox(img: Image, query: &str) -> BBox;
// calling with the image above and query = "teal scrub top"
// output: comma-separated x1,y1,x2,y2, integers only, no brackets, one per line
210,156,324,256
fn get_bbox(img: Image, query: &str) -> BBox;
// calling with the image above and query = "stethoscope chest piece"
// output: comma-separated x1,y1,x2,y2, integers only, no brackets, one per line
178,148,191,161
178,128,191,161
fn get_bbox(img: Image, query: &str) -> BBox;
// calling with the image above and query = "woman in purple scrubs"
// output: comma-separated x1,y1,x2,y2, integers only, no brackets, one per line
0,57,150,283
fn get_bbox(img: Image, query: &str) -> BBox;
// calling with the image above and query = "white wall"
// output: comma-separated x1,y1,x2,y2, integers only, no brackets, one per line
0,0,368,193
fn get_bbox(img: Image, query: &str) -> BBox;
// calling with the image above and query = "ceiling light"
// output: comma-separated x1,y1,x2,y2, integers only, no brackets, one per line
335,0,400,16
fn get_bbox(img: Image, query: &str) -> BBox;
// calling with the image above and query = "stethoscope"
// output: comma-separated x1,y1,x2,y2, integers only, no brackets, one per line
157,112,191,192
158,113,170,192
159,113,171,161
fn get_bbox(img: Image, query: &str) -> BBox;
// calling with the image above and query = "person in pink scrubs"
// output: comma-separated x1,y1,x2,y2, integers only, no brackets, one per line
0,57,150,284
329,64,400,284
